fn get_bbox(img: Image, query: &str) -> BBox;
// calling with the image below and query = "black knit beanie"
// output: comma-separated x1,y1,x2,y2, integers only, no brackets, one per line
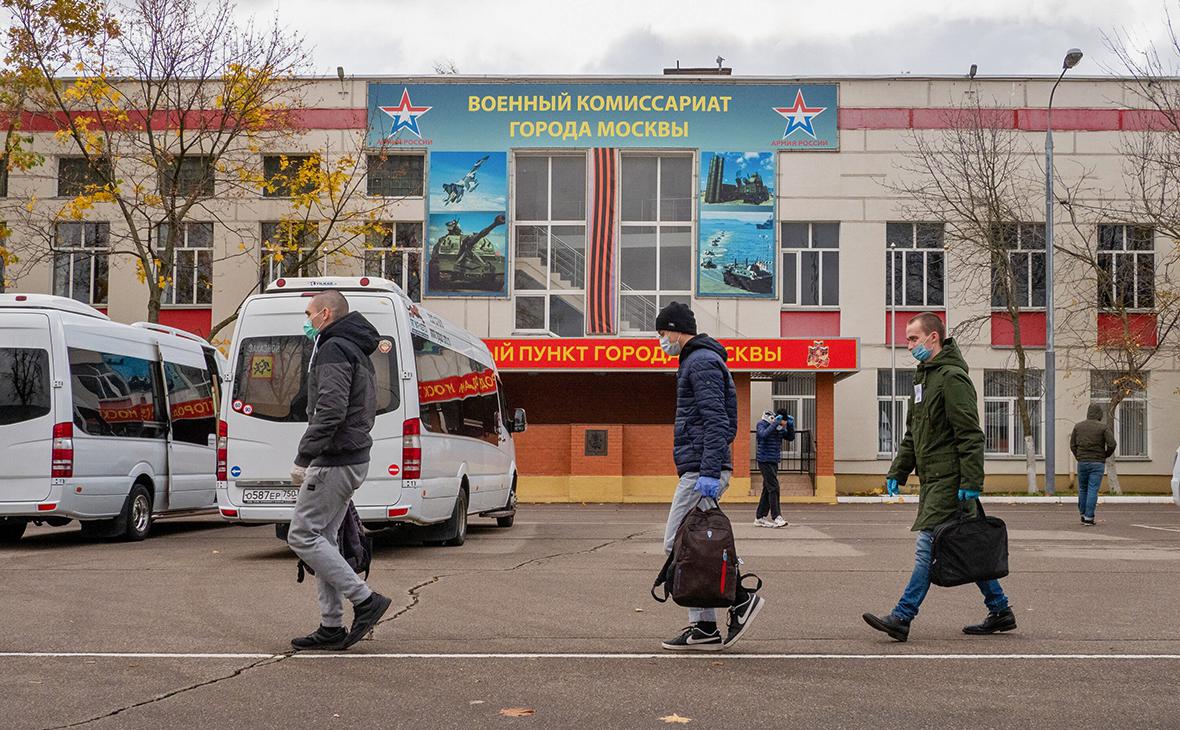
655,301,697,335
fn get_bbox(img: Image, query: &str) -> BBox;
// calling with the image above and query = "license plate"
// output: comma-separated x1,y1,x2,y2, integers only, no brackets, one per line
241,488,299,504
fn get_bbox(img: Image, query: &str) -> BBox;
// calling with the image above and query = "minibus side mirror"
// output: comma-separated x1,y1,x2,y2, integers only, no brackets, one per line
512,408,527,434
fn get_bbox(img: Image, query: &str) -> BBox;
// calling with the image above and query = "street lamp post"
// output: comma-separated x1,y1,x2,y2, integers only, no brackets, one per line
1045,47,1083,496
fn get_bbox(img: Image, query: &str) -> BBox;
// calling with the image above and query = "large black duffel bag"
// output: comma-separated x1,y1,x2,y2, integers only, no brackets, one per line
930,498,1009,588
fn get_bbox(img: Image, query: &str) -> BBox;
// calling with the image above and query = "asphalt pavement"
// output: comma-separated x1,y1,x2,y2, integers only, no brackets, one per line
2,503,1179,729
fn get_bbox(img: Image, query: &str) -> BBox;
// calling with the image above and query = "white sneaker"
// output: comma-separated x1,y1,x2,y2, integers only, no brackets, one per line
773,516,788,528
754,517,774,528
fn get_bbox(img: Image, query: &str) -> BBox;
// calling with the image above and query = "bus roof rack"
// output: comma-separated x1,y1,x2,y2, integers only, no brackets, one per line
265,277,405,295
0,293,110,320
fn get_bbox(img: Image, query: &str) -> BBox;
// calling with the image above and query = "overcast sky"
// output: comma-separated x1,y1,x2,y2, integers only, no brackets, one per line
238,0,1172,77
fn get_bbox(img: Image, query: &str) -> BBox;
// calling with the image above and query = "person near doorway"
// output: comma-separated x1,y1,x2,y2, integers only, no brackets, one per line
862,312,1016,642
655,301,765,651
1070,404,1117,526
754,409,795,527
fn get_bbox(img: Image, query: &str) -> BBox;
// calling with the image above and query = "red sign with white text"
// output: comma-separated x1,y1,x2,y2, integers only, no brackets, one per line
418,369,498,404
483,338,858,372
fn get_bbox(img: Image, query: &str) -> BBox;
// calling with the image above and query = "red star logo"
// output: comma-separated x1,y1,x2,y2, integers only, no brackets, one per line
773,90,827,139
379,88,431,139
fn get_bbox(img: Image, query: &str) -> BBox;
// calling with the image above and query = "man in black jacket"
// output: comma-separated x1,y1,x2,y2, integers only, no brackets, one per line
1070,404,1117,526
287,290,391,650
655,302,765,652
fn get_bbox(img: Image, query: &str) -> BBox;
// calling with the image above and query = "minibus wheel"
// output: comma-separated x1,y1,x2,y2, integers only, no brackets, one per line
117,483,153,542
442,488,468,547
0,518,27,543
496,481,517,528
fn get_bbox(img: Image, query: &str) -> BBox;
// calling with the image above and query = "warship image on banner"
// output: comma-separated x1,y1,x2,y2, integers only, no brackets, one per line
696,210,776,297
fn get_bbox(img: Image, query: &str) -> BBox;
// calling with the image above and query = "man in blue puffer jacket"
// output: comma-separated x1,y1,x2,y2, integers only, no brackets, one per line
655,301,766,652
755,409,796,528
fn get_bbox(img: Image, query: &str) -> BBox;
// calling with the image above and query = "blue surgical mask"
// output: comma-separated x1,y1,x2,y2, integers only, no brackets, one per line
912,334,934,363
659,335,682,356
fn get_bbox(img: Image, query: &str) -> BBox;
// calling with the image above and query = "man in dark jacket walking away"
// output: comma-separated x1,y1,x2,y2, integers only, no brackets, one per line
287,290,391,650
754,409,795,527
1070,404,1117,526
862,313,1015,642
655,302,765,651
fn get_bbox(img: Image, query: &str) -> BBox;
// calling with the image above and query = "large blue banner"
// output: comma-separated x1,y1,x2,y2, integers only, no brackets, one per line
366,82,839,151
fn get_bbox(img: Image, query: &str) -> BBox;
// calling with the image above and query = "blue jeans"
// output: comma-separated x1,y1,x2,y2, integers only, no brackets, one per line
892,530,1009,622
1077,461,1105,520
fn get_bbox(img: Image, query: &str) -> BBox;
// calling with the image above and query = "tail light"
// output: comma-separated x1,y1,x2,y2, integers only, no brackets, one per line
51,422,73,478
402,418,422,480
216,419,228,481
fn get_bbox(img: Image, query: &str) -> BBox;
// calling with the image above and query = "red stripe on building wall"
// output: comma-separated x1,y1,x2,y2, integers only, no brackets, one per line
3,108,368,132
588,148,617,335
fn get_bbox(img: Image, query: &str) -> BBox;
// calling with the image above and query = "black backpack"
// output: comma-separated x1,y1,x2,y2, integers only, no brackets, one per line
930,498,1009,588
296,501,373,583
651,498,761,608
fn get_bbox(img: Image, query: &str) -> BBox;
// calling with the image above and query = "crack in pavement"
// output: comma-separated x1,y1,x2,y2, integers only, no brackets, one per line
42,652,293,730
506,530,649,572
375,573,453,629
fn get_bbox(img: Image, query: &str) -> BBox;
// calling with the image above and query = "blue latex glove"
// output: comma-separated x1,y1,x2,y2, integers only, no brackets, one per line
958,488,981,502
695,476,722,499
886,478,899,496
785,415,795,428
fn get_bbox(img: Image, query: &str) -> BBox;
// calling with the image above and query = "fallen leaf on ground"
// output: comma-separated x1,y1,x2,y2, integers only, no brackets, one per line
660,714,692,724
470,700,485,705
499,708,536,717
634,608,644,612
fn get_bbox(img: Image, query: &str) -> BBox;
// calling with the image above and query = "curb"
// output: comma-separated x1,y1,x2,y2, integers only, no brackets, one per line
838,495,1179,505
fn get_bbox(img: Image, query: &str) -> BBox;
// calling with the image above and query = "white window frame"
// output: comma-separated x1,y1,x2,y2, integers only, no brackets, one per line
159,221,213,307
260,221,322,286
512,152,589,336
983,370,1044,457
772,374,816,459
1090,371,1150,459
618,152,694,334
1097,224,1154,312
53,222,109,305
364,221,423,301
877,369,915,457
991,222,1046,311
886,222,946,309
781,221,839,308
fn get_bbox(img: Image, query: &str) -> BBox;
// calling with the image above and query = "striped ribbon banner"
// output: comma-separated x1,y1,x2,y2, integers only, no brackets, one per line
587,147,617,335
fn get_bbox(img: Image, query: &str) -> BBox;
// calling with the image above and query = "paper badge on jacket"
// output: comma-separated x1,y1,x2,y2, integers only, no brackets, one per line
914,384,923,403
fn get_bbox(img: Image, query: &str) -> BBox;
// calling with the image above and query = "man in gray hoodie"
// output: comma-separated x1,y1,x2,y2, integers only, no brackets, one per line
1070,404,1117,526
287,290,391,650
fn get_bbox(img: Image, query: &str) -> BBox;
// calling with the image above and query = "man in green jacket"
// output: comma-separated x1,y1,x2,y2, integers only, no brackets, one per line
1070,404,1117,526
862,313,1016,642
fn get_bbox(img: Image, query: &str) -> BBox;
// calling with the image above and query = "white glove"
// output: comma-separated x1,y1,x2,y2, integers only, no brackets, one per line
290,464,306,486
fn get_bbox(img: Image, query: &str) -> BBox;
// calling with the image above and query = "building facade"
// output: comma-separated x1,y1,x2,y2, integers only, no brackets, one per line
3,74,1176,501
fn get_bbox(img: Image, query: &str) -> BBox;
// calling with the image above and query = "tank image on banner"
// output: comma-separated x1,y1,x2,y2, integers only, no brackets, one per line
697,151,776,298
425,151,508,296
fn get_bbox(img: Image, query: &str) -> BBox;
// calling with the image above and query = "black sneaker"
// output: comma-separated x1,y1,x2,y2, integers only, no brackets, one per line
340,592,393,650
661,623,723,652
291,624,346,650
1082,517,1096,526
862,612,911,642
724,592,766,647
963,607,1017,635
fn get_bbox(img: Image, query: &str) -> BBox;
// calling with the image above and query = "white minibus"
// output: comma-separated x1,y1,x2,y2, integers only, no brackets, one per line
0,294,224,542
217,277,524,545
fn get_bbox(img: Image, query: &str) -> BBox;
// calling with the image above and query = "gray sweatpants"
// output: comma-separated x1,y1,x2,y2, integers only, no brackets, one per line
288,462,372,628
663,470,733,624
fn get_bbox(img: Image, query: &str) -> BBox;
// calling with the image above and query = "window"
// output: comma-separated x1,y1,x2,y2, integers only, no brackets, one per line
232,335,400,423
1098,224,1154,310
412,335,501,445
366,154,424,197
781,222,839,306
159,222,213,306
262,155,319,198
772,374,816,458
68,348,167,439
1090,371,1148,457
0,348,51,425
989,223,1046,309
877,369,916,455
53,222,109,305
618,154,692,332
58,157,110,197
260,222,321,286
886,222,945,308
513,154,588,336
364,221,422,302
983,370,1043,456
163,361,217,446
159,156,214,198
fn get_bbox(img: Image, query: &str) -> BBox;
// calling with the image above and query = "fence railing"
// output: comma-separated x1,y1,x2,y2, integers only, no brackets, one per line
750,428,815,488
